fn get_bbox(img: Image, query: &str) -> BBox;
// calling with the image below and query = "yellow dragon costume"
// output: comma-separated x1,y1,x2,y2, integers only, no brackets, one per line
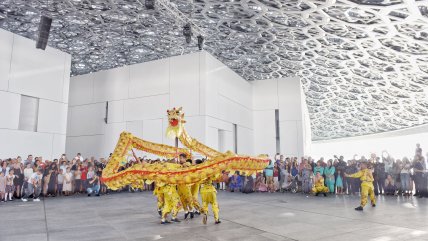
101,107,269,223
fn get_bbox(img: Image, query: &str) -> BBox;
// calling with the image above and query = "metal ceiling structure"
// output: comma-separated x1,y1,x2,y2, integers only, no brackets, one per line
1,0,428,140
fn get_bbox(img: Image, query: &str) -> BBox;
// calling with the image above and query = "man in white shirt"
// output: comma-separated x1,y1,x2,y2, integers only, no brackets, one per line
22,168,43,202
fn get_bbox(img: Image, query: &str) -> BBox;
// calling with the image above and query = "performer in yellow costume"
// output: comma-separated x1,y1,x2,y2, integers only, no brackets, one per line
199,159,220,224
345,161,376,211
176,154,195,219
161,183,182,224
153,183,164,216
190,180,201,215
312,172,329,196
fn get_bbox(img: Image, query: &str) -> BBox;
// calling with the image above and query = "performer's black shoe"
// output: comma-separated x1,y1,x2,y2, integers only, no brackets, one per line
315,193,319,196
184,212,189,220
158,210,162,216
190,212,194,219
202,214,207,225
355,206,363,211
215,220,221,224
161,220,171,224
195,210,201,215
323,193,327,197
372,204,376,207
171,218,181,222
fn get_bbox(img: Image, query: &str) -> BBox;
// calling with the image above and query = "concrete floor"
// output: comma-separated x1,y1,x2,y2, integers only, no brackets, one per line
1,191,427,241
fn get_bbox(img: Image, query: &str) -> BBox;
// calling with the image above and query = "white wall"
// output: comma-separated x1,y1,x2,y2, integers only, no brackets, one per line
311,124,428,160
67,53,206,158
252,77,310,157
66,51,310,159
67,51,260,158
0,28,71,159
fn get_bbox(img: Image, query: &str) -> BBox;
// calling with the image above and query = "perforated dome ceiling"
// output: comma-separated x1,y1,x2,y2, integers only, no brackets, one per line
1,0,428,140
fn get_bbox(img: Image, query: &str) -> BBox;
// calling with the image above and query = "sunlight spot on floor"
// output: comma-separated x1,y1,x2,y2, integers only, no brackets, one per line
402,203,417,208
279,212,295,217
410,230,426,237
370,236,392,241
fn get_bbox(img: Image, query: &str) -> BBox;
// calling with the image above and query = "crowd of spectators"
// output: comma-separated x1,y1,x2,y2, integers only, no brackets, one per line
1,144,427,203
0,153,110,202
218,144,428,198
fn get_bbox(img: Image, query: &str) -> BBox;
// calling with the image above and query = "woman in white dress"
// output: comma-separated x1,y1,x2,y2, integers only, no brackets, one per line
63,167,72,196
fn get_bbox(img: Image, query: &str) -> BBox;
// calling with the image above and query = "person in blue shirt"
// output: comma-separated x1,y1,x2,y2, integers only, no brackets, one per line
265,160,274,192
229,171,242,192
324,160,336,193
313,161,324,176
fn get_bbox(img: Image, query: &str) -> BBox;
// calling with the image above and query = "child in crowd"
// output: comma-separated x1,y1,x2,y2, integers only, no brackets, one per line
384,174,396,195
0,172,5,202
74,167,82,193
57,169,64,196
336,170,343,194
219,171,228,191
63,167,72,196
301,164,313,194
6,169,16,201
257,176,268,192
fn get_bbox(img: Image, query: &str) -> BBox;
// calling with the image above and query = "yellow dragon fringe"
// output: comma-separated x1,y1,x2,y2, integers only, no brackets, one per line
102,107,269,190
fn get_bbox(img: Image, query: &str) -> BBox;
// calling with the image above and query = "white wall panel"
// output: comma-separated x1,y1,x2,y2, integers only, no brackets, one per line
107,100,124,123
280,121,300,157
0,129,53,159
184,116,205,142
9,34,66,102
217,69,252,109
102,122,126,157
206,127,219,151
0,29,13,91
62,54,71,103
206,116,233,132
68,73,94,106
37,99,68,134
278,77,302,121
68,103,105,136
93,66,130,102
252,79,278,110
0,91,20,129
142,119,163,158
253,110,276,156
204,52,221,117
129,58,169,98
126,120,143,137
170,53,200,116
237,126,254,155
222,130,234,152
124,94,169,121
66,135,104,159
52,134,66,159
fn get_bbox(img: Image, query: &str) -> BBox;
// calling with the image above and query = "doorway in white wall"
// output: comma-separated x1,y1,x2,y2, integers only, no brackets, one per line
218,129,227,153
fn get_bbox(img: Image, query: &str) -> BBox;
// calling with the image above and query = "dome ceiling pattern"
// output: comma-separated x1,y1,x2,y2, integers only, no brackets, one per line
1,0,428,140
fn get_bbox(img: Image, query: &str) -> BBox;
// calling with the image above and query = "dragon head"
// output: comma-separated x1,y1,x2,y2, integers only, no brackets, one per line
166,107,186,139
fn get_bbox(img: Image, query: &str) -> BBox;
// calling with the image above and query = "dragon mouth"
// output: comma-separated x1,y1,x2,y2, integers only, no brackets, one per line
170,118,179,127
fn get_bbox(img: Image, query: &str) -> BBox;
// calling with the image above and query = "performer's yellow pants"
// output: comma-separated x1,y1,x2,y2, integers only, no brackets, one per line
162,185,181,219
312,185,329,194
361,183,376,207
201,191,219,221
177,184,193,212
153,187,164,210
190,184,201,211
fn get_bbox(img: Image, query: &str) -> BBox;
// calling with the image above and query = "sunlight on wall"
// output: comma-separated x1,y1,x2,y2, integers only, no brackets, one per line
311,132,428,160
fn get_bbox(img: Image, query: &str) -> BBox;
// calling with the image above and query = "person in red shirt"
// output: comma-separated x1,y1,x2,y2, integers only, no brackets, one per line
81,164,88,192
